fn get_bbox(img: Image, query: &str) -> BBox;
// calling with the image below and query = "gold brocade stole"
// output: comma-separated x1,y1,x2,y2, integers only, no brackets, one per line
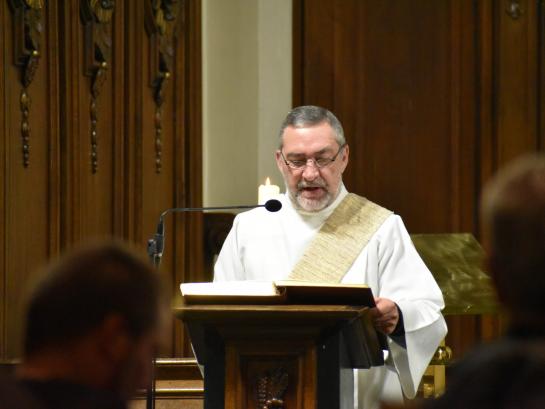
288,193,393,283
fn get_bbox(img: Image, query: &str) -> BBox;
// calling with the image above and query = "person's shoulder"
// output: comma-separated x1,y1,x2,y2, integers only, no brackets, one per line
375,213,404,234
452,337,545,373
233,196,287,225
343,192,402,235
233,206,273,225
369,213,411,248
347,193,395,222
18,379,126,409
0,374,44,409
347,192,392,212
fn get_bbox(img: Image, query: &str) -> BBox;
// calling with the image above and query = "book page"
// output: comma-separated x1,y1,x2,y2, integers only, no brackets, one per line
180,281,279,297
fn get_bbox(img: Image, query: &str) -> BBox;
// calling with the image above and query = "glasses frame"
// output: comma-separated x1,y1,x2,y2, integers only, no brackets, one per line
280,144,346,170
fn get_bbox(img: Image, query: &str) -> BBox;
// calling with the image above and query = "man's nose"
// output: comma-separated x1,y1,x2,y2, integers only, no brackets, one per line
302,161,319,180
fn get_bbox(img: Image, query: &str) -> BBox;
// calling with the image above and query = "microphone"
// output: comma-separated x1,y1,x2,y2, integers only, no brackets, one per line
148,199,282,265
145,199,281,409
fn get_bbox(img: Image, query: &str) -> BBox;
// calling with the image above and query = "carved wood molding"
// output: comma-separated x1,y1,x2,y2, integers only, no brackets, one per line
256,367,289,409
145,0,181,174
80,0,115,174
7,0,44,168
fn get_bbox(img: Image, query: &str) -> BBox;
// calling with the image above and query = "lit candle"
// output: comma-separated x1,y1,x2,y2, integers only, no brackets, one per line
258,177,280,205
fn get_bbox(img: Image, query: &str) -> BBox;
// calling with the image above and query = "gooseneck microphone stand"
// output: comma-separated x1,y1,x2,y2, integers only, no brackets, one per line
145,200,282,409
146,238,161,409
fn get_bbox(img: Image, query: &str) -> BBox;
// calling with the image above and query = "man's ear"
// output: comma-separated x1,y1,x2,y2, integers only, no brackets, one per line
340,144,349,173
275,150,284,173
97,314,131,364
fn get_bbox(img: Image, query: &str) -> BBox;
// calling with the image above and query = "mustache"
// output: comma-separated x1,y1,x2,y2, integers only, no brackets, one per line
297,180,327,189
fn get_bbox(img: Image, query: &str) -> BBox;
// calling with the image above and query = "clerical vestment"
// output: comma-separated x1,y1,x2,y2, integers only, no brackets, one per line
214,186,447,409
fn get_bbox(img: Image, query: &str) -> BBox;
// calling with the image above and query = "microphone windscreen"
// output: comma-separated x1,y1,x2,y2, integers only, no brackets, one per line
264,199,282,212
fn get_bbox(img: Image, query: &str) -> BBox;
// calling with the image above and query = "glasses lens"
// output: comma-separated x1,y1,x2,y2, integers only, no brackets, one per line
289,160,306,169
283,145,343,169
315,158,331,168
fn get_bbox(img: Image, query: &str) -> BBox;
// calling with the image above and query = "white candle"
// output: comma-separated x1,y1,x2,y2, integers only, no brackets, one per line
258,177,280,205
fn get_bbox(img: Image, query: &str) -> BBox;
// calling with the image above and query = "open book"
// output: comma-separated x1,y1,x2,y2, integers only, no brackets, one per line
180,280,375,306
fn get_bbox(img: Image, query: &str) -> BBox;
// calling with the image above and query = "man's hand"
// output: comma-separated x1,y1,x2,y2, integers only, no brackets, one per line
371,297,399,335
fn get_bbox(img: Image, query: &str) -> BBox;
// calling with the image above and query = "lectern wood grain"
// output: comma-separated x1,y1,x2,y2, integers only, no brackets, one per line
177,304,381,409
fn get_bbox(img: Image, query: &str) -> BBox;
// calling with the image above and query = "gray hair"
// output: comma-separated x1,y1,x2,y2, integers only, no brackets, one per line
278,105,345,148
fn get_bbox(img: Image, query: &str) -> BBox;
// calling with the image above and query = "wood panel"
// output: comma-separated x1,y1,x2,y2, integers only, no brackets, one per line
295,0,478,234
1,0,202,360
123,0,203,357
474,0,544,345
173,0,204,357
293,0,544,358
2,0,60,357
541,0,545,149
478,0,543,203
139,0,183,356
60,0,123,243
0,0,6,359
494,0,539,163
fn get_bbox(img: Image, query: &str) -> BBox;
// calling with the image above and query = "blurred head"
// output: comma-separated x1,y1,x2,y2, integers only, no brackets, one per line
481,154,545,320
22,241,169,398
276,106,349,212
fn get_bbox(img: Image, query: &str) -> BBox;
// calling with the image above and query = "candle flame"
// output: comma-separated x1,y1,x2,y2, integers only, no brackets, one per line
265,177,271,185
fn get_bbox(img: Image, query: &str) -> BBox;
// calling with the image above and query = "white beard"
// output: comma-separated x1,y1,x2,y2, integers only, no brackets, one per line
291,190,332,212
285,179,341,212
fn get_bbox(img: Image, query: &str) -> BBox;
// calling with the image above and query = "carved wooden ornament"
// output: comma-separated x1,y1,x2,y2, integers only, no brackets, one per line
145,0,181,173
256,367,289,409
8,0,44,168
80,0,115,174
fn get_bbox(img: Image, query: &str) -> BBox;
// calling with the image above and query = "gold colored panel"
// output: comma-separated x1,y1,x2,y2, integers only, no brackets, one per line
412,233,499,315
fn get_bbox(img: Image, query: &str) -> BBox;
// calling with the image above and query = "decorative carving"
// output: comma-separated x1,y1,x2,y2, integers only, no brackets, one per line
145,0,181,173
81,0,115,174
256,367,289,409
506,0,524,19
8,0,44,167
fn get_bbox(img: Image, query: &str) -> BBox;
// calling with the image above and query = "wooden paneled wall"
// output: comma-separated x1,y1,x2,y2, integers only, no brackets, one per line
0,0,202,360
294,0,545,357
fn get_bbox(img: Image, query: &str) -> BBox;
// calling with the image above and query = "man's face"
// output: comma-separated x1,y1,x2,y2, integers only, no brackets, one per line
276,122,349,212
110,306,169,399
113,329,160,398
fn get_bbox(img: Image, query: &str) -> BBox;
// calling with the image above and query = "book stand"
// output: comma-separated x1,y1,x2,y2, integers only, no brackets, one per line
175,304,384,409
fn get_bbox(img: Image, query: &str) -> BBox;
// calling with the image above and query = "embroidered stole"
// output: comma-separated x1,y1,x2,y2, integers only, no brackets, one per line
288,193,392,283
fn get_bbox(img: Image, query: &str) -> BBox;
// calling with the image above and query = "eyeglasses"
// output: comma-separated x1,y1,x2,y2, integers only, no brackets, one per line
280,145,345,170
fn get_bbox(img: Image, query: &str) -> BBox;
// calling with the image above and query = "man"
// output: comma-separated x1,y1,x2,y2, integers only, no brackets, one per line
425,154,545,409
8,242,168,409
215,105,447,408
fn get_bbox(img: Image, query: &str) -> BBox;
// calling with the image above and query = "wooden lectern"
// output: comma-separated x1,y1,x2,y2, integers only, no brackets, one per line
175,304,384,409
